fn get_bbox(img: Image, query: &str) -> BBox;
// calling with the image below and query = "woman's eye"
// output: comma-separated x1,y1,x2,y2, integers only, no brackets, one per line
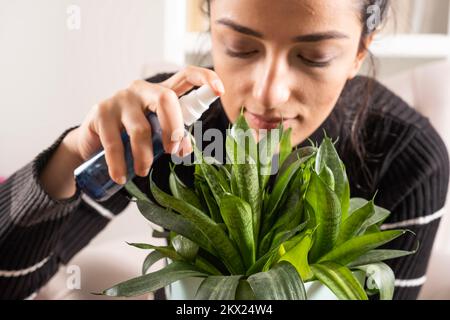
225,49,258,58
298,55,332,68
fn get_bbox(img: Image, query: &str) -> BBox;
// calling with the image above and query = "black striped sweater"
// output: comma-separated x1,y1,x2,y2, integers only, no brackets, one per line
0,74,448,300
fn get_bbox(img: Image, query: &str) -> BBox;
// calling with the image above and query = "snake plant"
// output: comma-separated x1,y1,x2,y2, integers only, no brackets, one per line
101,111,416,300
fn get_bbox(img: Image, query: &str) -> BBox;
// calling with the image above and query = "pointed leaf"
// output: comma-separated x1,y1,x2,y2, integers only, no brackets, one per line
277,146,316,180
195,275,243,300
125,180,150,201
347,249,416,268
318,230,406,265
169,170,203,211
355,262,395,300
306,171,341,262
263,157,305,231
142,251,165,275
337,200,375,246
103,262,207,297
172,235,199,261
197,181,223,223
258,127,281,190
192,143,228,203
311,262,368,300
315,137,347,217
150,175,245,274
136,200,215,256
278,232,314,281
247,262,306,300
279,127,293,168
219,194,255,269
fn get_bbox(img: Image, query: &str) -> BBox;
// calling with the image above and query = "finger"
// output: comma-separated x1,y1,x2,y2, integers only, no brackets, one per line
160,66,225,97
95,111,127,185
121,106,154,177
129,82,185,155
176,134,193,158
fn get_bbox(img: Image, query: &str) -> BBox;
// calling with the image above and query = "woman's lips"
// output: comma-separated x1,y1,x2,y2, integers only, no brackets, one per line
245,110,297,130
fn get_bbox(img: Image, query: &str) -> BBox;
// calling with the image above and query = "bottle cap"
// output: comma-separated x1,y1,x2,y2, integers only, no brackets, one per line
180,85,219,126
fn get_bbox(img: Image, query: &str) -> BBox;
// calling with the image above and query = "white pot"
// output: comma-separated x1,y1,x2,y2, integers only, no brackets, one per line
166,276,359,300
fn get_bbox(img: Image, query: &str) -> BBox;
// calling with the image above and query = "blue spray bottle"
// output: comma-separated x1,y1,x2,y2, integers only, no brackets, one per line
74,85,219,202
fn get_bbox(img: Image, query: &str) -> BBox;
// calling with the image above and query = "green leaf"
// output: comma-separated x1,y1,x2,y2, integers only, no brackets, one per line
360,205,391,232
258,127,282,190
270,221,309,252
125,180,150,201
102,262,206,297
197,181,223,223
194,256,223,276
355,262,395,300
228,134,262,244
247,262,306,300
311,261,368,300
219,194,255,269
263,157,305,232
319,165,335,191
246,248,278,276
232,112,258,162
349,198,368,214
336,200,375,246
142,251,165,275
195,275,243,300
340,164,350,221
246,223,307,276
347,249,416,268
278,232,314,281
318,230,406,265
136,200,215,256
150,175,245,274
277,146,316,180
235,280,256,300
169,170,203,211
278,127,293,168
314,136,347,218
192,143,228,204
270,169,304,232
172,235,199,262
126,243,184,263
305,171,341,262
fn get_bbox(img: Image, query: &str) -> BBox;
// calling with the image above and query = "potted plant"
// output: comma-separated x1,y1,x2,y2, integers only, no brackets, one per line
100,112,415,300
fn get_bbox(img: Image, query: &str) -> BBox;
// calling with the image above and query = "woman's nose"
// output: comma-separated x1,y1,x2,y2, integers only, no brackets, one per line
253,61,291,110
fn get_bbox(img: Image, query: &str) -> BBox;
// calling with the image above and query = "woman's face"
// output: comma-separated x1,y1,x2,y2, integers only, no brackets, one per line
210,0,370,146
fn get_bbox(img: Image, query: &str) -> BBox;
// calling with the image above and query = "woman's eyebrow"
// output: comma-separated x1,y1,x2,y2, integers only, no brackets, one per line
215,18,349,42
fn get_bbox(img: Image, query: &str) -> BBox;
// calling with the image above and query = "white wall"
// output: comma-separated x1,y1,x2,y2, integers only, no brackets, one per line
0,0,180,176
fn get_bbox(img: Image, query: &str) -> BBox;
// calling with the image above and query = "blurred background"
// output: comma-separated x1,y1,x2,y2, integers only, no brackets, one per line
0,0,449,299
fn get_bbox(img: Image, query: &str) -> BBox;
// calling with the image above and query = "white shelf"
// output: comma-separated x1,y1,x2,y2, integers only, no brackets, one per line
370,34,450,59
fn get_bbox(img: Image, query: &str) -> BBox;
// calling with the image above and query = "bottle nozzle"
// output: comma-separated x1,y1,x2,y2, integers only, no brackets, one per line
180,85,220,126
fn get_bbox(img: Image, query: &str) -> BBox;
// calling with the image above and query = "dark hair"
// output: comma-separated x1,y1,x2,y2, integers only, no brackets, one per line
202,0,390,191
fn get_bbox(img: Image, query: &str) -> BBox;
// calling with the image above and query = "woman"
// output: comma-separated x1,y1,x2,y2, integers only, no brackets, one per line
0,0,448,300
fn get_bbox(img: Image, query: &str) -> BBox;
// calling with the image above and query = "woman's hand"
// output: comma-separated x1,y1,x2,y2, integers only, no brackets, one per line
40,66,225,199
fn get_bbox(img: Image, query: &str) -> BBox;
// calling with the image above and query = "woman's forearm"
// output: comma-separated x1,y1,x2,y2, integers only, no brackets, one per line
39,128,84,200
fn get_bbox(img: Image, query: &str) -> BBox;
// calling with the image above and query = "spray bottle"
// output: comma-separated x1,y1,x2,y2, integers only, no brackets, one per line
74,85,219,202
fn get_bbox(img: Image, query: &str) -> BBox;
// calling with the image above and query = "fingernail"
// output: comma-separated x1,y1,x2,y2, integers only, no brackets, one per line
178,137,193,157
170,141,181,154
117,176,127,185
212,80,225,95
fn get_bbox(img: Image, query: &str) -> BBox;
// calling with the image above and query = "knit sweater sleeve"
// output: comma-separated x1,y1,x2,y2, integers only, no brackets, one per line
0,72,177,300
374,117,449,300
0,127,132,300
